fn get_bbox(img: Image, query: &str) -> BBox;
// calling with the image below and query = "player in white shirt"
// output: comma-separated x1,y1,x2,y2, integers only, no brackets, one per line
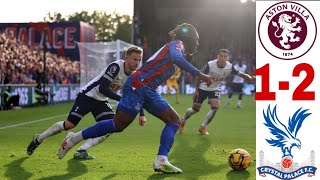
179,49,254,135
27,47,145,159
226,58,247,108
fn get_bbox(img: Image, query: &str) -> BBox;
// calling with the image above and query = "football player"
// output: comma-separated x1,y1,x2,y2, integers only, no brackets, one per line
27,47,145,159
179,49,255,135
57,23,214,173
165,67,181,104
226,58,248,108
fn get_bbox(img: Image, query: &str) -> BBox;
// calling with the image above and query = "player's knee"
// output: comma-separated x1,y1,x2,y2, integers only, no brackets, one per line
161,109,180,124
114,124,125,132
170,114,181,124
64,120,76,130
192,107,201,113
211,107,219,111
113,120,128,132
164,115,180,124
169,118,181,125
192,104,201,113
171,114,181,124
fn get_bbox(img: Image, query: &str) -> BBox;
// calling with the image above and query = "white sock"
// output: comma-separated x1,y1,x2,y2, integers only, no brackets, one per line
77,134,111,151
227,98,232,104
70,131,84,146
184,108,197,121
156,155,169,163
201,109,217,127
37,121,65,143
237,100,241,106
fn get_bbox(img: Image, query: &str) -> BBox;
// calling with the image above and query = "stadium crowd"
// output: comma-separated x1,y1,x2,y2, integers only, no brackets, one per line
0,25,255,87
0,33,80,85
209,31,256,75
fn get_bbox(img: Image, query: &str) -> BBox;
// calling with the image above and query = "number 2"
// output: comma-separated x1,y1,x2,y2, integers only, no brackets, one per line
255,63,315,101
292,63,314,100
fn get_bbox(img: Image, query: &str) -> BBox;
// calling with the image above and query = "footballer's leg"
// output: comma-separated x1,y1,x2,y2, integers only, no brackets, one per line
226,92,233,106
236,83,244,108
199,90,220,135
179,103,200,134
226,83,235,107
74,101,115,160
58,84,141,159
174,82,180,104
237,93,243,108
179,89,206,134
27,95,90,155
74,134,111,159
144,92,182,173
165,82,171,98
226,83,237,107
58,110,137,159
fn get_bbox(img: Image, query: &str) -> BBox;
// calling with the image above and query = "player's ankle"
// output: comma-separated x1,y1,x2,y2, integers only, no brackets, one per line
156,155,168,163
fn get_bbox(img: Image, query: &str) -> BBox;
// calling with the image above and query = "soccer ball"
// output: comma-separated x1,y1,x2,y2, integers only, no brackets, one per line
228,148,251,170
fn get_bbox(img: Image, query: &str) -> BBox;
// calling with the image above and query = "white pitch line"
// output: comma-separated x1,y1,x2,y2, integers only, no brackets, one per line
0,114,68,130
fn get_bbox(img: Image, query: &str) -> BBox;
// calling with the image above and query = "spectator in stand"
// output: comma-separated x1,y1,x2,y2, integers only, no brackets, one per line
0,33,80,85
0,71,10,84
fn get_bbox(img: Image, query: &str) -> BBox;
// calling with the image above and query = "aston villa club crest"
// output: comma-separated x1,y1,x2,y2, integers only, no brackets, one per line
257,105,317,179
270,13,304,50
258,1,317,60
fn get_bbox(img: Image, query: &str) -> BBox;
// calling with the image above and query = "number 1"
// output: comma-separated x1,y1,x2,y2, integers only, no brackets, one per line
255,64,276,100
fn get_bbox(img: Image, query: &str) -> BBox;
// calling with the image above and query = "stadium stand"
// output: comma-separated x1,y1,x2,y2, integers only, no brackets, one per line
0,33,80,85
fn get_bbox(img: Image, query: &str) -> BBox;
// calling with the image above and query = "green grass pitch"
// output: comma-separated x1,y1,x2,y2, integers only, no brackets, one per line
0,94,255,179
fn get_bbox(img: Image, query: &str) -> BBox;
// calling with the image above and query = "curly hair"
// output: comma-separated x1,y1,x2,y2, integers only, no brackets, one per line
168,23,198,40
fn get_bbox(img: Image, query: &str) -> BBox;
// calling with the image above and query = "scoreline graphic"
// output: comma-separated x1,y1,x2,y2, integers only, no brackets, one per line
256,1,319,179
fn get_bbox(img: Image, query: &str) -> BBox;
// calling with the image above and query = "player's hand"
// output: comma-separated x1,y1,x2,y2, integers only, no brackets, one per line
246,75,256,83
198,73,213,87
139,116,147,126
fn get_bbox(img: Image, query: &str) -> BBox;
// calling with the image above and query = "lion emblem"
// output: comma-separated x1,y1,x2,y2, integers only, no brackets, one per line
272,13,302,49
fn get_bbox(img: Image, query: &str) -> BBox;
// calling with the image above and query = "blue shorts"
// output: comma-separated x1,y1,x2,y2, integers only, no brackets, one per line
117,77,171,118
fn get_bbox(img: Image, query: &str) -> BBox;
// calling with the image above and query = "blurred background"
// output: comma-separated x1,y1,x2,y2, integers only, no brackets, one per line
134,0,255,67
0,0,256,109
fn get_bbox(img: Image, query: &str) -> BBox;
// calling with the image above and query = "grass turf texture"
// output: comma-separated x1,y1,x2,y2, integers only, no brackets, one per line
0,95,255,179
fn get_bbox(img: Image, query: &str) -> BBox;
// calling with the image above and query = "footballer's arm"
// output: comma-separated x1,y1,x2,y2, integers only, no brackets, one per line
169,41,212,86
99,63,122,101
100,63,147,124
231,65,255,82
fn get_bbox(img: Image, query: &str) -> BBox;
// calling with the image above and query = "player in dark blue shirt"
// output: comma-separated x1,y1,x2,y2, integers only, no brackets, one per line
58,23,214,173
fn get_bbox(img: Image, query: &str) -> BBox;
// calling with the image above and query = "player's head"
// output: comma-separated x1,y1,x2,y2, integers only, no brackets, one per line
125,46,143,72
169,23,199,55
217,49,229,62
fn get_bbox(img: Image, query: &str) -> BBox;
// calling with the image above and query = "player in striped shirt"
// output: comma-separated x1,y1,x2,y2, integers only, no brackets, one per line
57,23,214,173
